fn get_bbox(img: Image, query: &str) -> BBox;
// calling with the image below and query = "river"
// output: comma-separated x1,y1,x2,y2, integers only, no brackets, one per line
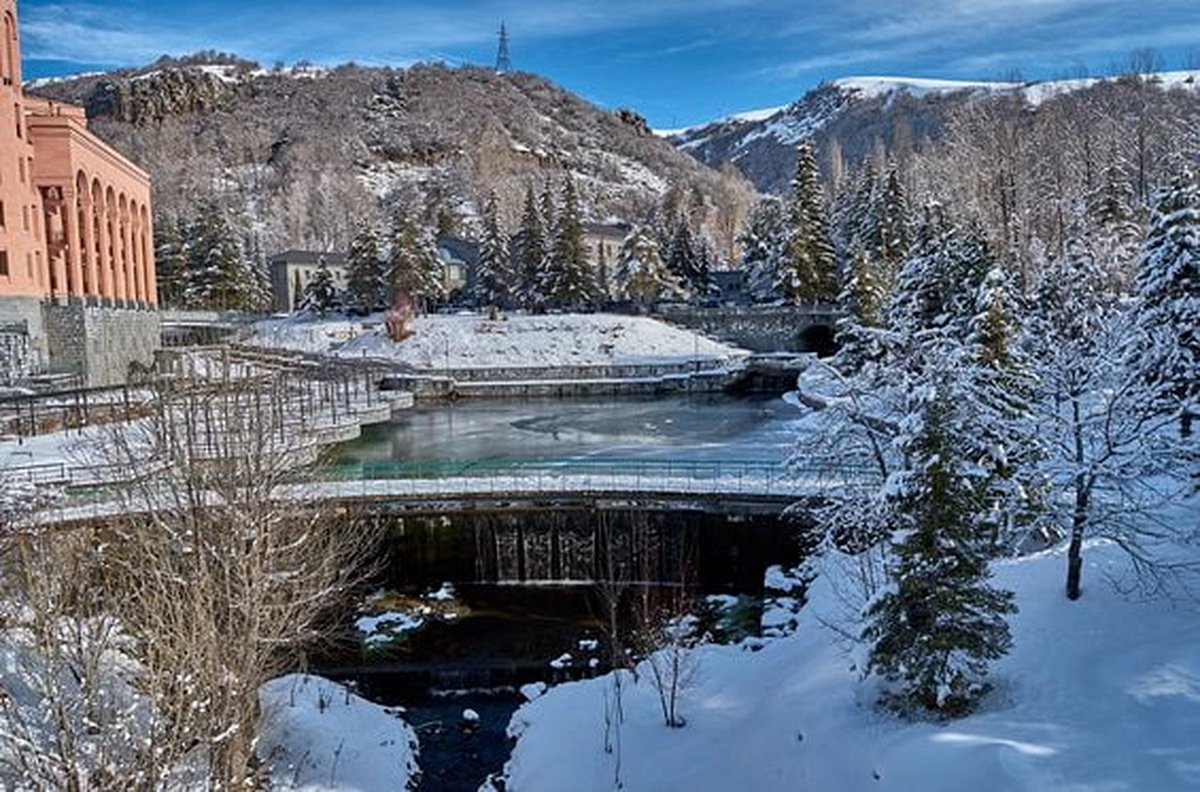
335,392,804,468
324,393,806,791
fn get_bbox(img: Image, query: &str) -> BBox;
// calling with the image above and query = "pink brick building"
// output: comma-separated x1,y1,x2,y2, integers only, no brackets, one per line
1,0,159,385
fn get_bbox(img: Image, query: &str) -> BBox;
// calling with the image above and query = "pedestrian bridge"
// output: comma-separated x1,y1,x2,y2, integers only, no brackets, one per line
45,457,869,524
296,457,866,511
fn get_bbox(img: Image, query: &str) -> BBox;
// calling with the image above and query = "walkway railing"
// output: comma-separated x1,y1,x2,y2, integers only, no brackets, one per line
305,457,871,500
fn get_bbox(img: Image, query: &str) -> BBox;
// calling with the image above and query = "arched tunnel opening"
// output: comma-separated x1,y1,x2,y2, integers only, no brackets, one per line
795,323,838,357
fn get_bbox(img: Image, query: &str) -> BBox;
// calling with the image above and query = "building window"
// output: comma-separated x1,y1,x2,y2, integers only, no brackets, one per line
14,104,20,139
2,12,14,87
21,204,28,231
0,250,8,276
18,154,24,182
0,200,5,228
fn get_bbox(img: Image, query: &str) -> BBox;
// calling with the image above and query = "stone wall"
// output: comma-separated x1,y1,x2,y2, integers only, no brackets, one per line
657,305,841,353
44,301,160,386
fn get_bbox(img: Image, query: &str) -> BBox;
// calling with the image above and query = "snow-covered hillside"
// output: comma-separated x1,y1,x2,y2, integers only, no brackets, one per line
665,70,1200,195
247,313,749,370
498,540,1200,791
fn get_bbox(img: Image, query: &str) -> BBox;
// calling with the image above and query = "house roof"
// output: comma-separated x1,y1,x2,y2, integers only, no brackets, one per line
437,236,480,265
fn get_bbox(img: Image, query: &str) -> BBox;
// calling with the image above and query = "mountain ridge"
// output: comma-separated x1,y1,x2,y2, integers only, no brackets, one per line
25,57,754,258
663,70,1200,194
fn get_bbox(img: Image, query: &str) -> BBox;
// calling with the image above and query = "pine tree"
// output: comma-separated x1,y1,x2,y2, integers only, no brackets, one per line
694,237,714,301
665,220,698,300
300,256,339,315
388,207,442,312
243,235,272,313
863,368,1017,716
153,215,188,308
346,224,386,315
474,191,512,310
740,198,786,303
541,176,597,311
841,245,886,329
184,201,245,310
877,162,910,284
511,185,546,310
615,225,682,310
889,205,991,338
1129,170,1200,437
966,264,1048,554
1089,161,1144,294
889,204,952,334
778,138,838,304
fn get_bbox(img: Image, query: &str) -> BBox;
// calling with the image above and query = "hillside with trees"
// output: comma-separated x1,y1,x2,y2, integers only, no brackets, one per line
29,57,755,308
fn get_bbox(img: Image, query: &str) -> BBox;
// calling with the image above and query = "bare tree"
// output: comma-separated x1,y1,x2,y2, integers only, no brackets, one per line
104,374,382,787
636,590,703,729
594,513,632,788
0,371,382,788
631,535,703,730
1126,47,1165,78
0,481,155,790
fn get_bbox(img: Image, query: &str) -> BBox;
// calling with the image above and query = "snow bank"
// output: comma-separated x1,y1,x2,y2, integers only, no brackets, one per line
499,541,1200,791
248,313,748,371
258,674,418,791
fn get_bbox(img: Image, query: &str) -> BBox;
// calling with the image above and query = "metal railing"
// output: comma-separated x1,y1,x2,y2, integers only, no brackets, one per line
305,456,870,499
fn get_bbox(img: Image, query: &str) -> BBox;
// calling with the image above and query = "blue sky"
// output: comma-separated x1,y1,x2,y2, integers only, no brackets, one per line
17,0,1200,127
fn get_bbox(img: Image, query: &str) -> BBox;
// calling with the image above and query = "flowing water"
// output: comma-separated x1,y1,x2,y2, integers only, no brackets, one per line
320,394,806,791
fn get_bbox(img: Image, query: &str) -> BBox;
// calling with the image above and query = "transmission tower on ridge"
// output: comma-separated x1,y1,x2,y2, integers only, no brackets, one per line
495,21,512,73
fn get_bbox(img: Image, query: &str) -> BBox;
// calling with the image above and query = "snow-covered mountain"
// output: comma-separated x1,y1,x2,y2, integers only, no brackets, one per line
27,56,754,256
663,71,1200,194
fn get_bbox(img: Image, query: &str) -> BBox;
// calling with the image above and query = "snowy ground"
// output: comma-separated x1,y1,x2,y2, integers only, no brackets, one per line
497,540,1200,791
258,674,419,791
247,313,748,370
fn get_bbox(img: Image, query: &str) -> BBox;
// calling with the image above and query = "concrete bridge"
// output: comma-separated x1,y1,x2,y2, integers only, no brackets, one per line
306,457,847,511
658,304,842,354
45,457,868,524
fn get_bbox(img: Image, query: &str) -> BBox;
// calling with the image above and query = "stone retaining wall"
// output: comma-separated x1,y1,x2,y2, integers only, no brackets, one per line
44,301,160,387
658,305,840,353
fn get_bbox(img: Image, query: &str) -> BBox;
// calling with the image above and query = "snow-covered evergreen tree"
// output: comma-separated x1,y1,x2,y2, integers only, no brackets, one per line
541,176,597,311
153,216,189,309
842,246,887,329
184,201,246,310
300,256,339,315
346,224,386,315
388,207,442,312
1089,161,1145,294
511,185,546,310
241,235,272,313
474,191,512,310
877,162,910,284
615,225,682,310
966,264,1049,554
889,205,992,337
740,198,787,303
1128,170,1200,437
777,138,838,304
665,220,699,301
863,361,1017,716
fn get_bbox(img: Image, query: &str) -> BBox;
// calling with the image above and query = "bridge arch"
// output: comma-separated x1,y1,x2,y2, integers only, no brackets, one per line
796,323,837,357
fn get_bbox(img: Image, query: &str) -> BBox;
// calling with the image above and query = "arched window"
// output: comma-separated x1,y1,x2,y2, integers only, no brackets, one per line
2,12,16,88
